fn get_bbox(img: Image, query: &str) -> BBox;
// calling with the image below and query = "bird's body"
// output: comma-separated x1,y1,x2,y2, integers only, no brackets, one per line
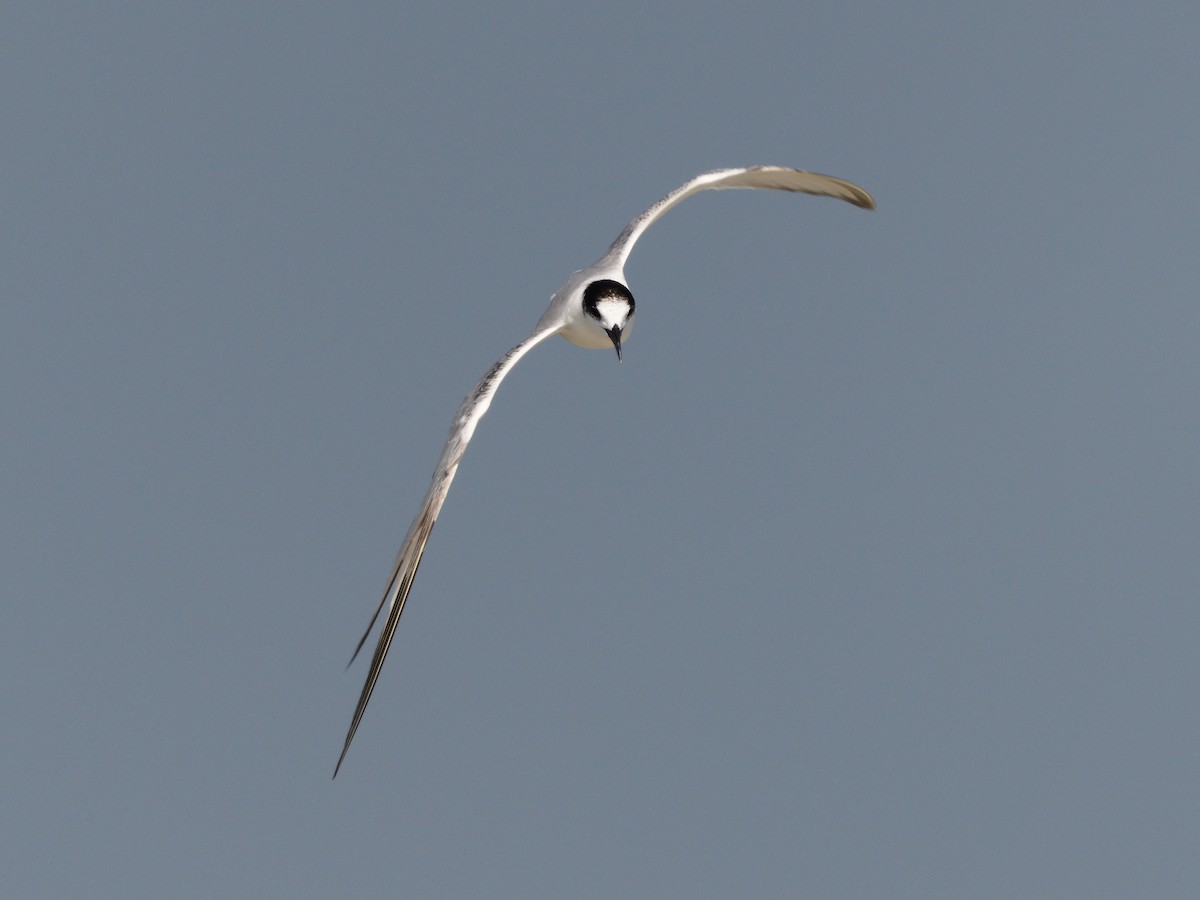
334,166,874,777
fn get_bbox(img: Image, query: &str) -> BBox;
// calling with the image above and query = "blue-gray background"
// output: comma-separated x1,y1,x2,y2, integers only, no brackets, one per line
4,3,1197,897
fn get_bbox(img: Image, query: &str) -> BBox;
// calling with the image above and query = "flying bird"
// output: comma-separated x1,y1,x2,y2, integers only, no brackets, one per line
334,166,874,776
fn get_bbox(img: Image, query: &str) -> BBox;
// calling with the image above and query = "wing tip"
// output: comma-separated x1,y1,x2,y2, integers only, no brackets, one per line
732,165,876,210
846,184,876,210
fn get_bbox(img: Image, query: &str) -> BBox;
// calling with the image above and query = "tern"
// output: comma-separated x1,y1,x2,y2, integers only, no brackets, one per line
334,166,874,776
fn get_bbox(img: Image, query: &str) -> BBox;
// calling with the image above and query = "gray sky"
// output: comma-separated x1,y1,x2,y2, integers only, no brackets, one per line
4,2,1198,896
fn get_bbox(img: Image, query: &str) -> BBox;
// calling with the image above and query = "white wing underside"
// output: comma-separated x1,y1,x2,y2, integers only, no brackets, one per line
334,165,874,777
599,166,874,270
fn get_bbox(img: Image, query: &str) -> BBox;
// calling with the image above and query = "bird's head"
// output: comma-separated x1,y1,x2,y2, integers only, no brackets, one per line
580,278,636,360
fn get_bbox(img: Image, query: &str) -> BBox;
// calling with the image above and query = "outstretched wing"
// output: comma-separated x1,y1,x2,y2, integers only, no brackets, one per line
334,323,562,777
601,166,875,270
